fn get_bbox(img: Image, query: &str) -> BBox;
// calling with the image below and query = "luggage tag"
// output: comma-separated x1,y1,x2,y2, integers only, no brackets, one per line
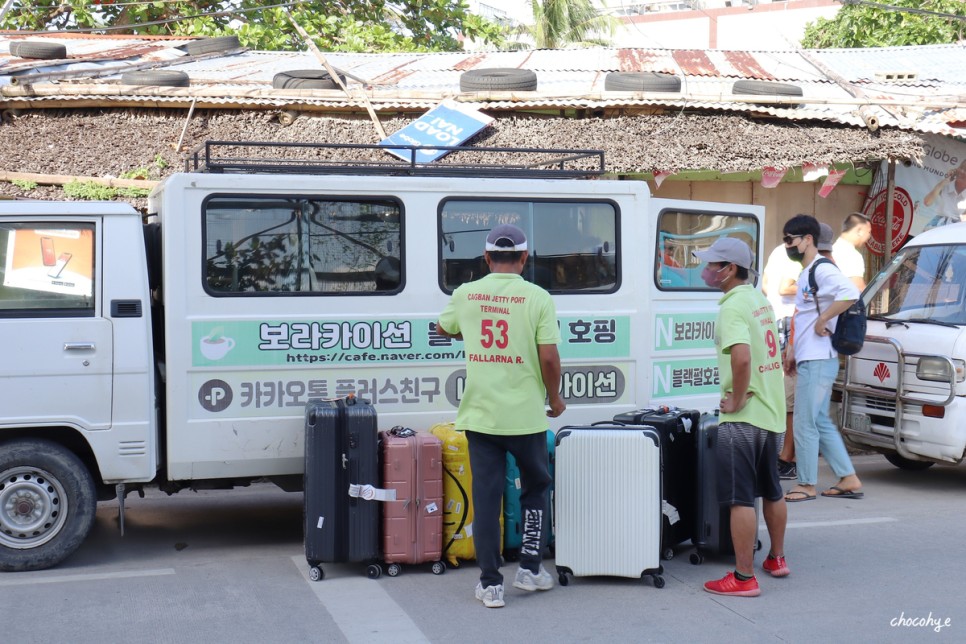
348,483,397,502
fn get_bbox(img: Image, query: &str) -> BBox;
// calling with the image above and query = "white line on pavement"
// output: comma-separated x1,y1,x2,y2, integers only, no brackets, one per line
784,517,898,529
0,568,175,586
292,556,430,644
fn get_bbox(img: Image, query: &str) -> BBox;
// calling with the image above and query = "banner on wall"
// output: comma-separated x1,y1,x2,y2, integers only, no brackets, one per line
864,135,966,253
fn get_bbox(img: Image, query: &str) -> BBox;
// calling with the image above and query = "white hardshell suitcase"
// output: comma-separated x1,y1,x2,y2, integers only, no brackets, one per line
553,425,664,588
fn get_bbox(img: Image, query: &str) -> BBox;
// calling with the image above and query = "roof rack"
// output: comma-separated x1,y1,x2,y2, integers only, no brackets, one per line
185,141,605,178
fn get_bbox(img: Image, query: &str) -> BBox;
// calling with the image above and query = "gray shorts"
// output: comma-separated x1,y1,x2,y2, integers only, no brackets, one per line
716,421,784,506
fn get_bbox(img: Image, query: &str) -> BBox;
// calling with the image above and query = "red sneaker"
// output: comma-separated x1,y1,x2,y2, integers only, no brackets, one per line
704,571,761,597
762,555,790,578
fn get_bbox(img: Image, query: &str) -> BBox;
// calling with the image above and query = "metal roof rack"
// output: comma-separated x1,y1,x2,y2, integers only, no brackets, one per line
185,141,605,178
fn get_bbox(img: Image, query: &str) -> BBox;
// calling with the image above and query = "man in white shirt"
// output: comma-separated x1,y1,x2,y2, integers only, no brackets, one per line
782,214,863,503
831,213,871,290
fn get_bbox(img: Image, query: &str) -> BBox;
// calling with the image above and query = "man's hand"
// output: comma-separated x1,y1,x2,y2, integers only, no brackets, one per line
720,391,750,414
546,395,566,418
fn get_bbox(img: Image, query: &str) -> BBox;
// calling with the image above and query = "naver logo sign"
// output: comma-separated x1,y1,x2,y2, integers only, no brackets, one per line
380,100,494,163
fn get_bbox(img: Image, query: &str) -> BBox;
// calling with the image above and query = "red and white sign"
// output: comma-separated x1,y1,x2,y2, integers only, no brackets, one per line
864,186,913,257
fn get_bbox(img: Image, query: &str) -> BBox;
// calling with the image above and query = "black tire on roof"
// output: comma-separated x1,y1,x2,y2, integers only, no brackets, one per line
273,69,346,90
9,41,67,60
179,35,241,56
120,70,190,87
460,68,537,92
604,72,681,92
732,80,803,97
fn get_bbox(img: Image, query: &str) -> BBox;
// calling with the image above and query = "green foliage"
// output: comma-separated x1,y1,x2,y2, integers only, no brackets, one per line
154,154,170,170
0,1,500,52
801,0,965,48
11,179,37,190
63,181,116,201
527,0,617,49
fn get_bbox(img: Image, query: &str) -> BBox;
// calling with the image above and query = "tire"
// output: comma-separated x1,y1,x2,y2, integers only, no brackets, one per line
180,35,241,56
604,72,681,92
121,70,190,88
0,438,97,572
10,41,67,60
460,68,537,92
885,453,935,471
273,70,346,90
732,80,803,97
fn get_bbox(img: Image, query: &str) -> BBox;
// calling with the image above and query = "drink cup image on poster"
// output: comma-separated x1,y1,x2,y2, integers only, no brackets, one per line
2,228,93,297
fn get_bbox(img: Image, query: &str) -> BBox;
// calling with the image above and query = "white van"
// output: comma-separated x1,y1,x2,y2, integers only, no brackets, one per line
0,143,763,570
837,221,966,468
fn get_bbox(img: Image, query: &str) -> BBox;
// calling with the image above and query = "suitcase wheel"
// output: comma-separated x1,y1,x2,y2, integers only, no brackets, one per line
662,547,675,561
653,575,666,589
756,539,763,552
431,561,446,575
309,566,324,582
387,563,401,577
689,552,704,565
367,564,383,579
558,572,569,587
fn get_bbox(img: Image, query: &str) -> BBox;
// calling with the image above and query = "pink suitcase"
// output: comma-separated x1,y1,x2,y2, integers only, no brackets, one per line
379,427,446,576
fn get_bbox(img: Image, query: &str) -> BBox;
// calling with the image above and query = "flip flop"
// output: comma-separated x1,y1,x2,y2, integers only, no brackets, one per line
784,490,816,503
821,485,864,499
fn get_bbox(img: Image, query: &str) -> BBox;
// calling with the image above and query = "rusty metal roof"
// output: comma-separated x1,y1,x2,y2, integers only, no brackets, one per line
2,34,963,137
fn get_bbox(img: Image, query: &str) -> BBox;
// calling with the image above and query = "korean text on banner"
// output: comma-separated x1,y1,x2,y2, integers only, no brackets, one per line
380,100,494,163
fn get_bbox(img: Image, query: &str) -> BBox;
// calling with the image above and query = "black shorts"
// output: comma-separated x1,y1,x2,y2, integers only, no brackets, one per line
715,421,784,506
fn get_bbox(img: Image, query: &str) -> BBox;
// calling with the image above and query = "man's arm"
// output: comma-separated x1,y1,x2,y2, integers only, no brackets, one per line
778,276,798,297
849,275,866,291
435,321,462,341
721,343,751,414
814,299,855,337
538,344,565,418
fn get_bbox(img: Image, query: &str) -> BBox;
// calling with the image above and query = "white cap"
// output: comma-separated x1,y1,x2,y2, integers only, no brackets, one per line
485,224,528,251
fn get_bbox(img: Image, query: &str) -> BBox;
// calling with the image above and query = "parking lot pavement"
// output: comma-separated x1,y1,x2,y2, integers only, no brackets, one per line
4,454,964,643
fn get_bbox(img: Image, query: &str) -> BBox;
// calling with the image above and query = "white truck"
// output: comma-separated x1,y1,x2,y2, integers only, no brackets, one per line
0,142,763,571
836,221,966,469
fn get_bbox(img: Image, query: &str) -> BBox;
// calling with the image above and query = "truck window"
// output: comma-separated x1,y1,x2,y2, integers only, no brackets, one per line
655,210,759,290
0,223,95,316
203,195,402,295
867,245,966,325
439,199,618,293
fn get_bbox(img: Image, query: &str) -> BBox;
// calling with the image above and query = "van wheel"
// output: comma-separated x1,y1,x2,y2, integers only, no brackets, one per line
10,41,67,60
273,70,345,90
885,453,935,471
604,72,681,92
460,68,537,92
0,439,97,572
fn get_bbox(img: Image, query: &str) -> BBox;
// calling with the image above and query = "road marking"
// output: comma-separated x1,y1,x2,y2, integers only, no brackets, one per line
0,568,175,586
292,556,429,644
784,517,898,529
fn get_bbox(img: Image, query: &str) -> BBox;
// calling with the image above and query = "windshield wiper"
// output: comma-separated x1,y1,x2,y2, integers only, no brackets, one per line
905,318,960,329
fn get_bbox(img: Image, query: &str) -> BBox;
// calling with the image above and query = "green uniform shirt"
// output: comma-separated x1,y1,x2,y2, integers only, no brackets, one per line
438,272,560,435
716,284,786,432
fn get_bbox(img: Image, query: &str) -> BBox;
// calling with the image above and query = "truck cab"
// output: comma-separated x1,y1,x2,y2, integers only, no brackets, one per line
836,222,966,469
1,143,764,571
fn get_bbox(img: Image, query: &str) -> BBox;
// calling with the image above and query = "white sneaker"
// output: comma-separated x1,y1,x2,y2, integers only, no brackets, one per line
474,582,505,608
512,565,555,592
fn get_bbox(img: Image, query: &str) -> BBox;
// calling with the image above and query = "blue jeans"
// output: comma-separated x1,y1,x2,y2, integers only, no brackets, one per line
793,358,856,485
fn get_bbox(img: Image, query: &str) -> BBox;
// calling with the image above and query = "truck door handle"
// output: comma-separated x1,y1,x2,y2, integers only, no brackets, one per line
64,342,96,351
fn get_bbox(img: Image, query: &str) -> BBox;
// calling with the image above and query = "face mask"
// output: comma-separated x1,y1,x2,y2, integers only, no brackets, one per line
701,264,729,289
785,246,805,263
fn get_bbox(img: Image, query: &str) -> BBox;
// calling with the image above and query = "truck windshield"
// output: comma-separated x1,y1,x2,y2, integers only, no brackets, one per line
866,244,966,326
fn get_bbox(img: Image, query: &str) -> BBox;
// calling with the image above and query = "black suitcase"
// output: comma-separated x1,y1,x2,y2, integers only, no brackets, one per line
304,396,381,581
691,411,760,565
613,407,699,561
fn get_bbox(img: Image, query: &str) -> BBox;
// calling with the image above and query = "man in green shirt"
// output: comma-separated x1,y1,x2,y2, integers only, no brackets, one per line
437,223,565,609
693,236,789,597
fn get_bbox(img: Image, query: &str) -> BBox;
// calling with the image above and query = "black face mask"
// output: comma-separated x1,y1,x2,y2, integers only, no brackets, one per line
786,247,805,263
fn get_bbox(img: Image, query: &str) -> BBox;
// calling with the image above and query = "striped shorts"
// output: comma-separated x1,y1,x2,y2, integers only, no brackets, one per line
716,421,784,507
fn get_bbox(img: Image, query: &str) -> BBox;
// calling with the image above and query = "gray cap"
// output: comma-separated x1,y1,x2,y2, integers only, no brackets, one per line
485,224,528,251
817,222,834,251
692,236,756,273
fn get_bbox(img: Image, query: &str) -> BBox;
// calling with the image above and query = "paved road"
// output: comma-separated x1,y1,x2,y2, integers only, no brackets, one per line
3,454,964,643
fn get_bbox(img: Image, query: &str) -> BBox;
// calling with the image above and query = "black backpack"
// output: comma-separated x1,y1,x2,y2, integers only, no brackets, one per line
807,258,867,356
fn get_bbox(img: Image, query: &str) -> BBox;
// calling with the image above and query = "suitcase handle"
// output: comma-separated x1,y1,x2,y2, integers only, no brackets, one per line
592,420,626,426
389,425,416,438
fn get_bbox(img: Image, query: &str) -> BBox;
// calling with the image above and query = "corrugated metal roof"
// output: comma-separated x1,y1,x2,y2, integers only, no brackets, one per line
1,35,963,137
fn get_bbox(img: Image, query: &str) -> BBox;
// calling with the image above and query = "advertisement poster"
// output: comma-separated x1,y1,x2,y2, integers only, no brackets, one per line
865,135,966,253
380,99,494,163
2,227,93,297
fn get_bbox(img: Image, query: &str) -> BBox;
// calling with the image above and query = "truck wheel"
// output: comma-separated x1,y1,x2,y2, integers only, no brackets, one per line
0,439,97,572
120,70,190,87
604,72,681,92
10,41,67,60
460,68,537,92
179,35,241,56
885,453,934,471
